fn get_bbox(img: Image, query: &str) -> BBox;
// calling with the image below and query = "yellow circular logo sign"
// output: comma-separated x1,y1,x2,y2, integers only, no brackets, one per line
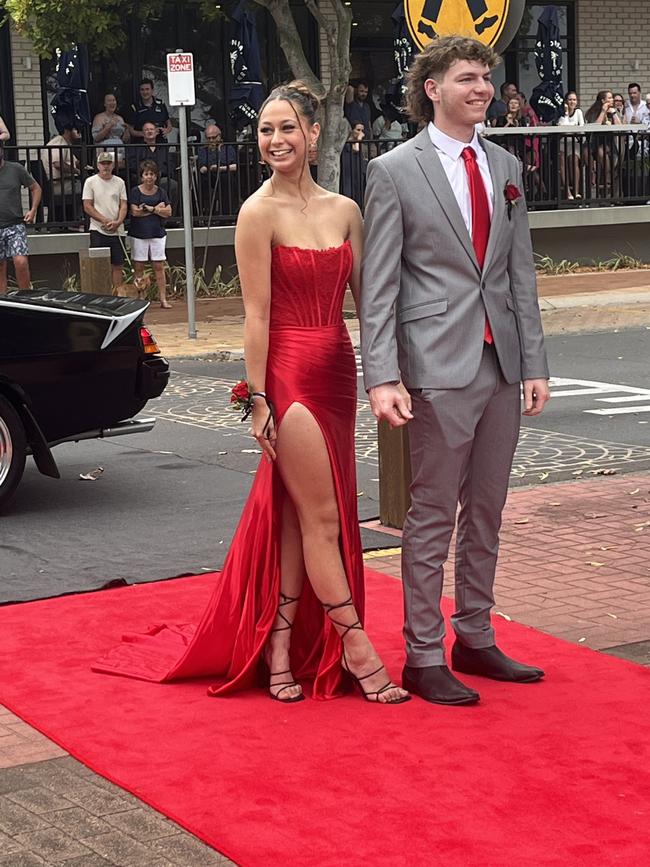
405,0,523,53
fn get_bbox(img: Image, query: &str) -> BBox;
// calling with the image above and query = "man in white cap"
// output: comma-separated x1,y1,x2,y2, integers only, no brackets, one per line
82,152,128,288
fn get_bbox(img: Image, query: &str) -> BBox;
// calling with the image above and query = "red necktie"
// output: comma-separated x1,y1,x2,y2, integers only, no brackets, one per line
461,146,493,344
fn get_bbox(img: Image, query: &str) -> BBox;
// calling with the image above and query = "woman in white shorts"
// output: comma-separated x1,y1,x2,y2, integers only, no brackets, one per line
129,159,172,308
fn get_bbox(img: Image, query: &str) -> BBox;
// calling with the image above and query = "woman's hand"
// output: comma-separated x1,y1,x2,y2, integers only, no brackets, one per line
250,398,277,461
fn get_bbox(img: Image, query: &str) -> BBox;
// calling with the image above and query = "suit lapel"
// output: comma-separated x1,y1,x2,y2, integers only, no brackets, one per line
414,130,479,273
482,141,506,274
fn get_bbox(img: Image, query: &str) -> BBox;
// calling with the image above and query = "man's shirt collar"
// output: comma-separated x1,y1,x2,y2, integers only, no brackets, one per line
428,122,481,161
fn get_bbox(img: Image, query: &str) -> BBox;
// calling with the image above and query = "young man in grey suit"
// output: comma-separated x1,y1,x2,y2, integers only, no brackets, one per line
360,36,550,706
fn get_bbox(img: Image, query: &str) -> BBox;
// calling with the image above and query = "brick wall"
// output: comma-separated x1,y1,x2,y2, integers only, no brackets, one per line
9,24,44,145
577,0,650,104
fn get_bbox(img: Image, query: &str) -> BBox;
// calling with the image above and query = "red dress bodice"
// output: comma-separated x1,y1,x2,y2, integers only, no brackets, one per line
270,241,353,328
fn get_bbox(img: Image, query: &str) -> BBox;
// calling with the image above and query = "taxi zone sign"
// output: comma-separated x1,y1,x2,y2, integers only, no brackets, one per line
167,52,195,106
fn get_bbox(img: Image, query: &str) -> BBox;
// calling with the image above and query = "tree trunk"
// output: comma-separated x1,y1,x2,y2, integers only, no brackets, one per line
253,0,352,193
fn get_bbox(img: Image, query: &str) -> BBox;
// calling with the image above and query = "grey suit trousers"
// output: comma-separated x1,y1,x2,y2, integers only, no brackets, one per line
402,343,520,667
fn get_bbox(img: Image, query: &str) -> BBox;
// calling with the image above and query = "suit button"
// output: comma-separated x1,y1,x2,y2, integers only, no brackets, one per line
481,281,486,290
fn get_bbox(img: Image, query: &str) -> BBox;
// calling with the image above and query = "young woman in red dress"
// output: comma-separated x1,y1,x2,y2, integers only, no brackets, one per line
94,82,409,706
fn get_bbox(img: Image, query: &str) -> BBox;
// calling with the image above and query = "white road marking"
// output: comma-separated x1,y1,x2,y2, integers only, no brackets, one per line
548,377,650,416
587,406,650,416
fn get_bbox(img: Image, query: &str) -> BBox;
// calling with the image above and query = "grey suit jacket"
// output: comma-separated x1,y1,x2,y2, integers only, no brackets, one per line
360,128,549,390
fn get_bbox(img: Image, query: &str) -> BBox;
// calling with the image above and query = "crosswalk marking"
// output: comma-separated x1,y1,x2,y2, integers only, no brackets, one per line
548,377,650,416
587,405,650,416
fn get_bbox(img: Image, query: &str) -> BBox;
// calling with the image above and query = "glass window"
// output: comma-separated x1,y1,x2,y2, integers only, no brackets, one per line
348,1,406,123
503,2,575,103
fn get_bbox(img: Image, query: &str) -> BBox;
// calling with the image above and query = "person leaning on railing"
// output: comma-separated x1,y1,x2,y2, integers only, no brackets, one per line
91,92,130,166
495,96,539,185
557,91,585,200
584,90,622,197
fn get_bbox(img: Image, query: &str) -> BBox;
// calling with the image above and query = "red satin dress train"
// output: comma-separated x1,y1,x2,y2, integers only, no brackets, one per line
93,241,364,699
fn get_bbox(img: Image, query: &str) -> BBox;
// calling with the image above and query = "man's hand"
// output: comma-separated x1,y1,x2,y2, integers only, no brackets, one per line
103,220,118,232
368,383,413,428
24,209,36,224
522,379,550,416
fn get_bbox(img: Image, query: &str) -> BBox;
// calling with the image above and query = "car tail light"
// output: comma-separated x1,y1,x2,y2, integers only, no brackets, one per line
140,326,160,354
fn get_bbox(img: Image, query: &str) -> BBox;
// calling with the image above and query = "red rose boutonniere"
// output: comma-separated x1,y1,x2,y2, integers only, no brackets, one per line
504,182,523,219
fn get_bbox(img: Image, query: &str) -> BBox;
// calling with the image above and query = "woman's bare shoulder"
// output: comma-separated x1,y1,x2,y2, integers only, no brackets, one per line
322,190,362,226
236,187,278,243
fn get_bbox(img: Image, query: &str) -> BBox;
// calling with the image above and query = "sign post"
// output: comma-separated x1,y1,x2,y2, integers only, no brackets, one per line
167,50,197,339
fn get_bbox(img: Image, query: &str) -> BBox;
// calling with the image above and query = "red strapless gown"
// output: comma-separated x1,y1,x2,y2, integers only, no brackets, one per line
92,241,364,699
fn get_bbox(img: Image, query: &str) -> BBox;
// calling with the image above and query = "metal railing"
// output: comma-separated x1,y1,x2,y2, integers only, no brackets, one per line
5,127,650,233
484,124,650,210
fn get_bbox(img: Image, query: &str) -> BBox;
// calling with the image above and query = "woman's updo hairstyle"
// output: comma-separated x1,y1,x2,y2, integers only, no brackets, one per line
260,79,320,125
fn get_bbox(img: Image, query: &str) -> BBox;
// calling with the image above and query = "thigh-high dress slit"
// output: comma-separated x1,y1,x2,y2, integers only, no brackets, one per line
93,241,364,700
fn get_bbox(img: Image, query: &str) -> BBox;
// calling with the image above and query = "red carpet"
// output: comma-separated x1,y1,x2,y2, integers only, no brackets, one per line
1,569,649,867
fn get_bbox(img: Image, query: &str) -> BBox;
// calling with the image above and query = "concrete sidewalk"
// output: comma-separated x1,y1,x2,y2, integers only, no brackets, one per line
143,270,650,360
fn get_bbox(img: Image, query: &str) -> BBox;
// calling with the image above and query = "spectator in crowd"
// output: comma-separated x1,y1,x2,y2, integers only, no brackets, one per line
518,91,539,126
129,159,172,308
613,93,626,120
82,152,128,289
371,100,406,146
91,93,130,163
0,142,41,292
624,83,649,124
558,91,585,200
42,124,82,195
198,124,237,175
585,90,621,197
585,90,622,125
0,115,10,142
496,96,540,184
495,96,526,127
128,78,172,142
487,81,518,124
129,121,177,211
619,85,650,194
344,80,372,139
340,121,367,204
198,124,237,216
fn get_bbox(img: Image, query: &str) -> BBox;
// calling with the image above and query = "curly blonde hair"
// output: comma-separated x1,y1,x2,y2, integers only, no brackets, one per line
406,35,500,125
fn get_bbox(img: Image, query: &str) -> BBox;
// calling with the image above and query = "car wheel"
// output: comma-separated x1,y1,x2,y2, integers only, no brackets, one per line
0,394,27,509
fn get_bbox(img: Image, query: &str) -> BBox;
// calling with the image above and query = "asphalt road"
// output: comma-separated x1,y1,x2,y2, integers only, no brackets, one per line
2,328,649,603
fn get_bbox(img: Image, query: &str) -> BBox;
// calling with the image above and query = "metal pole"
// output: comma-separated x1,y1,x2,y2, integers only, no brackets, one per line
178,103,197,339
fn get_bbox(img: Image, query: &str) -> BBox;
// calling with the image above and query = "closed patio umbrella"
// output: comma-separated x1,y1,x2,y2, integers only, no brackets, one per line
50,44,91,133
228,1,265,131
529,5,564,123
383,2,415,123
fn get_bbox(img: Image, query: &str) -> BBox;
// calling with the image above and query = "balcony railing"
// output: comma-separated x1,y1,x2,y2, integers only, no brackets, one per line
484,124,650,210
5,126,650,233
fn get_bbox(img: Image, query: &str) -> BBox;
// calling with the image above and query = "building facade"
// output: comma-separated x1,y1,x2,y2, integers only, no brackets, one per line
2,1,650,146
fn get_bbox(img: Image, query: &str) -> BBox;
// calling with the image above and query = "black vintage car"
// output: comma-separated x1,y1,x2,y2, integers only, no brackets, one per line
0,290,170,508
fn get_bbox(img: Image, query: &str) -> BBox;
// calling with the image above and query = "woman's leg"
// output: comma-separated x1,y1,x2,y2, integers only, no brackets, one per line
264,496,305,700
152,260,170,307
274,403,407,703
571,153,582,197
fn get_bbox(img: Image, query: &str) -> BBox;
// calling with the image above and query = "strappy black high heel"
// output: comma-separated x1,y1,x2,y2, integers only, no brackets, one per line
264,592,304,704
323,596,410,705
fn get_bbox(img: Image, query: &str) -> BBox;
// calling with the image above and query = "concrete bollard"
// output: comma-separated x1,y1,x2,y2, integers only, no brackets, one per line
378,420,411,529
79,247,112,295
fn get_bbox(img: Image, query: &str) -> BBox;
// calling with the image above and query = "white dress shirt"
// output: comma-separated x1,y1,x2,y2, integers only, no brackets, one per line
427,122,494,238
624,101,650,124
